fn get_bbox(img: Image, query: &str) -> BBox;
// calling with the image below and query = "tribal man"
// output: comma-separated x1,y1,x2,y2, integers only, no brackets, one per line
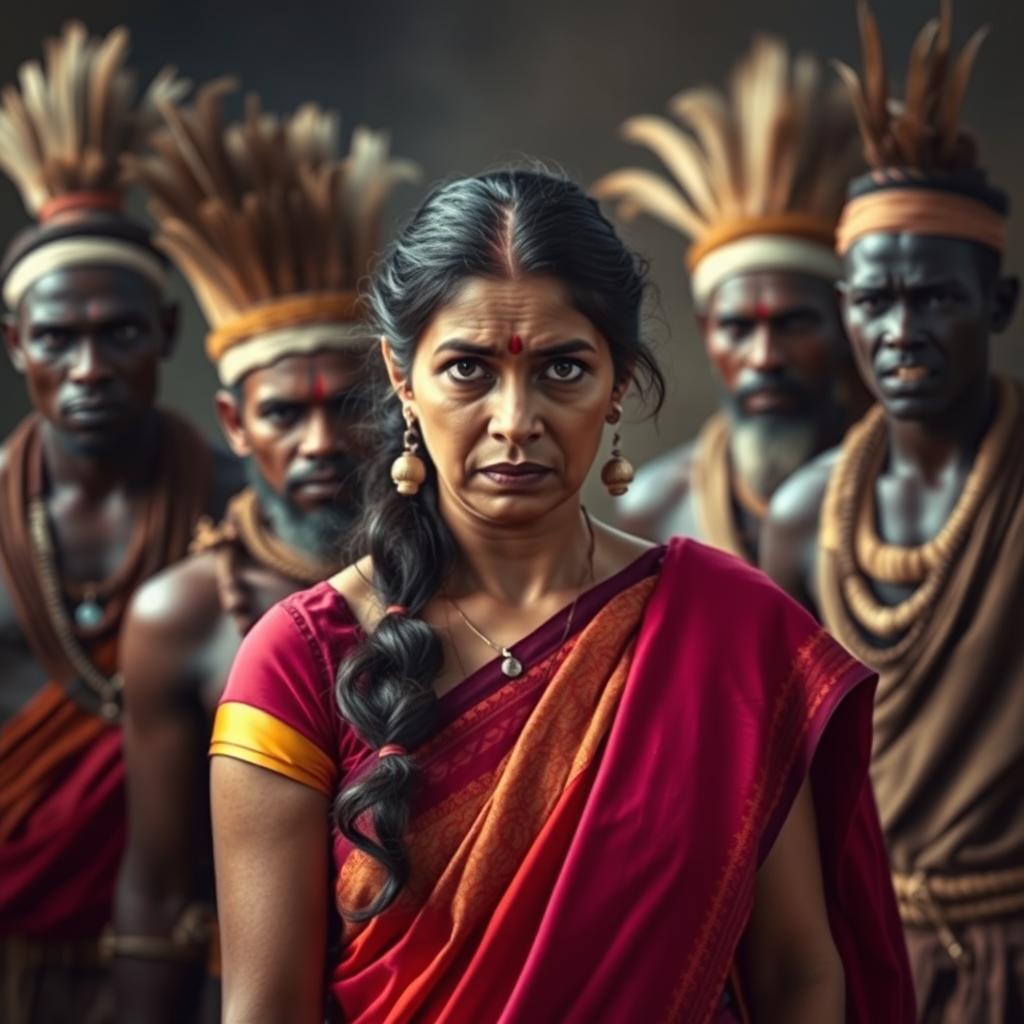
762,4,1024,1018
595,36,866,560
110,85,417,1021
0,25,242,1024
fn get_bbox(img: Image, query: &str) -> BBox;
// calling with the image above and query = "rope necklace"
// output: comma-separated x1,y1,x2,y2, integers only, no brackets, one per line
226,488,340,585
826,377,1016,662
191,488,347,635
445,509,596,679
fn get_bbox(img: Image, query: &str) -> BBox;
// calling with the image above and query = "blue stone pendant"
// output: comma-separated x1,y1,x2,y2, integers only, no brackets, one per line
74,599,104,630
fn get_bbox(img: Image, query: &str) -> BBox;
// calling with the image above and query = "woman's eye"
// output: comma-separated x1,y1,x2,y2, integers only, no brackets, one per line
543,360,584,382
446,359,489,382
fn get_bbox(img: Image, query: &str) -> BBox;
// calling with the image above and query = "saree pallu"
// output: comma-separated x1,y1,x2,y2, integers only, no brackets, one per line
214,539,913,1022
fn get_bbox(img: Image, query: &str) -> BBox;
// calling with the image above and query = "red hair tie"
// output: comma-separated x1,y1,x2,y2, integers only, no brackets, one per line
378,744,408,759
384,604,409,616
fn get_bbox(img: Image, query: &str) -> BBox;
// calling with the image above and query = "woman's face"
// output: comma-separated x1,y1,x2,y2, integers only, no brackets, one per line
384,274,623,525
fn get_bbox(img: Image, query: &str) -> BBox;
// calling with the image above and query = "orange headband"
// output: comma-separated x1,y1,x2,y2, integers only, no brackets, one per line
836,188,1006,255
206,291,363,362
686,212,836,271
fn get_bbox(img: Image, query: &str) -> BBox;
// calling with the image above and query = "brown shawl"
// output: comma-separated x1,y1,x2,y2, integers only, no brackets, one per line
818,377,1024,874
0,410,212,697
690,411,752,562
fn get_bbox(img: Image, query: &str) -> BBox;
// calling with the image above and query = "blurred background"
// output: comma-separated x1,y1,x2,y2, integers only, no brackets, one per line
0,0,1021,517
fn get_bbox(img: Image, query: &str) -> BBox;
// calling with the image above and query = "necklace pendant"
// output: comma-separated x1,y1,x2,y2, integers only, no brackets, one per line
74,598,104,630
99,699,121,722
500,649,523,679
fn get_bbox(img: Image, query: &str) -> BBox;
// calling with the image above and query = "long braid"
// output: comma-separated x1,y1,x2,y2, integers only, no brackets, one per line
334,392,455,919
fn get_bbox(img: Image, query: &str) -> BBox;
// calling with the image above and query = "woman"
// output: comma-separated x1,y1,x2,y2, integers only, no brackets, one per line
209,170,913,1023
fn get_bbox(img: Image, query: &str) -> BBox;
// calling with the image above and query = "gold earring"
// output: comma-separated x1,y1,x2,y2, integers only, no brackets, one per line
390,406,427,496
601,403,634,497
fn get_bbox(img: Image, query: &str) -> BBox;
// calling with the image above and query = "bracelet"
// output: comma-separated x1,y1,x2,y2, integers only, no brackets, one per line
101,903,213,963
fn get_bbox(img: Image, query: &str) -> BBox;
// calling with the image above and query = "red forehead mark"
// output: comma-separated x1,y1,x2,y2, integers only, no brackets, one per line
311,371,328,402
754,302,774,322
508,334,524,355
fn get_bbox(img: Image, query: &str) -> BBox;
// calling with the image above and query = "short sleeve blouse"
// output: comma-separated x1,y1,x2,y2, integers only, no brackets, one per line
210,582,370,795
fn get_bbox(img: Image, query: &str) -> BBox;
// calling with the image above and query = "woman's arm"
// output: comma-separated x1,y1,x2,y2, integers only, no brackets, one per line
212,756,330,1024
742,779,845,1022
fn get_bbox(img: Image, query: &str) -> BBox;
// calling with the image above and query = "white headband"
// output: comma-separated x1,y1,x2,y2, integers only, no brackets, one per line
3,236,169,309
217,321,372,385
690,235,842,311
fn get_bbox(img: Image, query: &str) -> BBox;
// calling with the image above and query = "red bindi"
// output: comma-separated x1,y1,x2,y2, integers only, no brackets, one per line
311,371,328,402
754,302,773,322
508,334,524,355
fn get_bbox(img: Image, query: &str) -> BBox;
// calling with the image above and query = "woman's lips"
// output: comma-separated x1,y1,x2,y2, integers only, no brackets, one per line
479,463,553,489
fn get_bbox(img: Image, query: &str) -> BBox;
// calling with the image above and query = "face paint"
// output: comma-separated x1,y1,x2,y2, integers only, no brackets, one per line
508,334,524,355
754,301,772,322
311,370,328,403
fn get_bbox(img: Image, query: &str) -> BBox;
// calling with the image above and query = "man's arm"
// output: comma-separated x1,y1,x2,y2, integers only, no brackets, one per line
114,560,222,1023
616,441,696,542
759,452,837,616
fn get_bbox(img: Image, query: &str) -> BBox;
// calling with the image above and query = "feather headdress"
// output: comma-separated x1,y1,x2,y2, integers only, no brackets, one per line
834,0,986,174
126,84,420,385
0,22,187,308
833,1,1007,256
593,36,862,308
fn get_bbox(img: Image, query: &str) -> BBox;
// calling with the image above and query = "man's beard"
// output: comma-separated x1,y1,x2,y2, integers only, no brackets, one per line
727,412,821,501
247,464,357,563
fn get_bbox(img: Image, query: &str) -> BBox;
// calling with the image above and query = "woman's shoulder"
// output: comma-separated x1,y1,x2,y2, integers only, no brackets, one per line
590,520,660,579
236,579,359,678
325,555,387,633
649,536,873,717
220,577,368,769
660,535,820,633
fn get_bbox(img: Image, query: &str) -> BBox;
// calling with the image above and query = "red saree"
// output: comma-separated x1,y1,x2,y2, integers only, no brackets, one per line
213,538,913,1022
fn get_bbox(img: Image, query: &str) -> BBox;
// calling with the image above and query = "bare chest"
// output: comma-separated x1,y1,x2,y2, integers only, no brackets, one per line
870,472,965,605
0,576,43,724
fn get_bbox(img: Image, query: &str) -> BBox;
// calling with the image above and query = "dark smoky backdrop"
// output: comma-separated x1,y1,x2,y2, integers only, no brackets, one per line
1,0,1021,517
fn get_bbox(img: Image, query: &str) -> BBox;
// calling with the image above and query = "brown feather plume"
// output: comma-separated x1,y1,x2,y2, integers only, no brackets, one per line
125,84,419,329
834,0,987,171
0,22,188,215
593,35,860,242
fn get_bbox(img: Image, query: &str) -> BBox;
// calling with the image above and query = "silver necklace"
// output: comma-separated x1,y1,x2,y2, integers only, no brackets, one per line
445,509,596,679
